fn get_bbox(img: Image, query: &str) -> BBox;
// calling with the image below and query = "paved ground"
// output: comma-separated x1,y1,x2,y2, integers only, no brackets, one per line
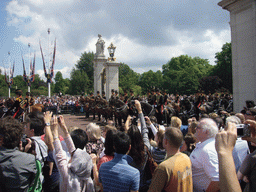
58,114,106,135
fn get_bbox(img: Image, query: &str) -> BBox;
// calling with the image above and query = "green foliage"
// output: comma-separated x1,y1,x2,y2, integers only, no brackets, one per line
119,63,139,92
32,86,48,96
162,55,212,94
63,78,70,94
211,42,232,92
138,70,163,94
199,76,222,94
54,71,65,94
69,68,90,95
31,74,47,90
75,51,94,90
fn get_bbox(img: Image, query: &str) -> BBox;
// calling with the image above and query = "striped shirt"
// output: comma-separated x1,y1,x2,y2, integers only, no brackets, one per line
99,153,140,192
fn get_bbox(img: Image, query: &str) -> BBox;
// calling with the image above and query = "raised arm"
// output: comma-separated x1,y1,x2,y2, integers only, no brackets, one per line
215,122,242,192
145,116,158,136
135,100,150,149
44,111,54,151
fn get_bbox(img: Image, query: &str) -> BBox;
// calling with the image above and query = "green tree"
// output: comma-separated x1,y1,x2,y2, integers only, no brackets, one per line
0,73,8,97
138,70,163,94
119,63,139,93
199,76,222,94
211,42,232,92
31,74,47,90
63,78,70,94
75,51,94,90
54,71,65,94
162,55,212,94
69,68,90,95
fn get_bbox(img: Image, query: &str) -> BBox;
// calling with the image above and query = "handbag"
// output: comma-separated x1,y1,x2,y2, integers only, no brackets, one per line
145,146,158,177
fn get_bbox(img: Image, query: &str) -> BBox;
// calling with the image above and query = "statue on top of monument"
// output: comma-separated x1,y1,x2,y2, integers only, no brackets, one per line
95,34,105,57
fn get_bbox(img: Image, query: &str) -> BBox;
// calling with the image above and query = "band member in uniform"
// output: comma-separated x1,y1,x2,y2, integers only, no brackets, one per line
147,89,152,104
95,91,102,103
89,92,94,100
102,91,106,100
163,90,168,106
9,89,25,119
115,90,119,100
155,88,164,125
127,90,135,103
24,92,34,113
123,90,129,104
95,91,102,121
110,89,115,101
151,88,156,106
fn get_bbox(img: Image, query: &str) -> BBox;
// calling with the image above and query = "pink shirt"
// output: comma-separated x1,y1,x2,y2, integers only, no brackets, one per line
53,135,76,192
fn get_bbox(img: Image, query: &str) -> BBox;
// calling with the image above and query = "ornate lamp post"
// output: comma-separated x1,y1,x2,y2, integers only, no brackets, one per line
107,43,116,61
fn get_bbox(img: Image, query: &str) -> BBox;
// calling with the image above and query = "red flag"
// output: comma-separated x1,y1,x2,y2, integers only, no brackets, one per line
30,53,36,82
22,56,27,82
51,38,56,78
39,40,47,77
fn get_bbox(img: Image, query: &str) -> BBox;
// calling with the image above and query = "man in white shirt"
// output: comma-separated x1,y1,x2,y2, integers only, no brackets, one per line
190,118,219,192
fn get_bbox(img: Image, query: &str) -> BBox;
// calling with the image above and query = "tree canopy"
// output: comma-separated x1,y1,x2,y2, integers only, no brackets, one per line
162,55,212,94
211,42,232,92
119,63,140,93
0,42,232,97
75,51,94,90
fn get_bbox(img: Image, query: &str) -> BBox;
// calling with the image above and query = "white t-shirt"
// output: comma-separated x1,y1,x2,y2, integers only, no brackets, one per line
190,137,219,192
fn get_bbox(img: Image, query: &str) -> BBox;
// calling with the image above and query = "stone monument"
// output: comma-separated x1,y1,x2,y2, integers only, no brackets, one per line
218,0,256,112
93,36,120,100
94,34,107,95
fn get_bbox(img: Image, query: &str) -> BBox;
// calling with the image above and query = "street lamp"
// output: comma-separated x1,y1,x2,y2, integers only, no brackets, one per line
107,42,116,61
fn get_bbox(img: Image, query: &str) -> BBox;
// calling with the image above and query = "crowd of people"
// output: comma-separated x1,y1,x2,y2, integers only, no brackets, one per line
0,88,256,191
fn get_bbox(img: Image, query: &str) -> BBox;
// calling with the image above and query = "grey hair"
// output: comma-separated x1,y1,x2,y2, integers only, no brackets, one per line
199,118,219,138
86,122,101,140
226,116,241,125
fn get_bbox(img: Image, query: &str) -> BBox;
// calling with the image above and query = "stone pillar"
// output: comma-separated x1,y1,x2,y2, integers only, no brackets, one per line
104,60,121,100
94,35,107,95
218,0,256,112
93,58,107,95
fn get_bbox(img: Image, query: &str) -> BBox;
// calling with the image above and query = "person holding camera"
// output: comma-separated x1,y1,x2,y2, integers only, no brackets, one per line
237,120,256,192
0,116,37,191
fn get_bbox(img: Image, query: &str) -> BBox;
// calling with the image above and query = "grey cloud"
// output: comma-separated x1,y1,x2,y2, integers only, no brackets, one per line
23,0,229,50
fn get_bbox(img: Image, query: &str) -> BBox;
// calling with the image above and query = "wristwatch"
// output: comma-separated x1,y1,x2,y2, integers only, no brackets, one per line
45,122,50,126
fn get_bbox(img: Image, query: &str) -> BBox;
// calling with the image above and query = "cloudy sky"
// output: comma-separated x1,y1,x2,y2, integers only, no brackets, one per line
0,0,231,80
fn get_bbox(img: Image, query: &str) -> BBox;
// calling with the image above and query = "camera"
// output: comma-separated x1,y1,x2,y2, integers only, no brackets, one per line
130,100,135,105
21,135,28,148
236,124,251,137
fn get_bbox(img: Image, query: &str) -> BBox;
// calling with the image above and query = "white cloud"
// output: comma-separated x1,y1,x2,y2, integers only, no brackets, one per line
4,0,231,80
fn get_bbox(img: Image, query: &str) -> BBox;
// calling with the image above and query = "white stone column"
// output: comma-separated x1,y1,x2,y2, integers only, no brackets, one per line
218,0,256,112
104,61,121,100
93,57,107,95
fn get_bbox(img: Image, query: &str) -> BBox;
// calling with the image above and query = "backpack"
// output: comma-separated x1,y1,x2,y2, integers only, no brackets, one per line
28,160,42,192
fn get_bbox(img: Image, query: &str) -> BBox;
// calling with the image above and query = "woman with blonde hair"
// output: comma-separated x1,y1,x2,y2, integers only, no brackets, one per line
85,123,104,155
170,116,182,129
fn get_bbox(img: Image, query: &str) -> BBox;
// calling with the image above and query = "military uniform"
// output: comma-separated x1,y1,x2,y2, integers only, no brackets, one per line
151,92,156,106
127,92,135,104
95,92,102,104
163,93,168,106
9,90,25,119
155,91,164,125
102,91,106,100
124,94,129,104
24,92,34,113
